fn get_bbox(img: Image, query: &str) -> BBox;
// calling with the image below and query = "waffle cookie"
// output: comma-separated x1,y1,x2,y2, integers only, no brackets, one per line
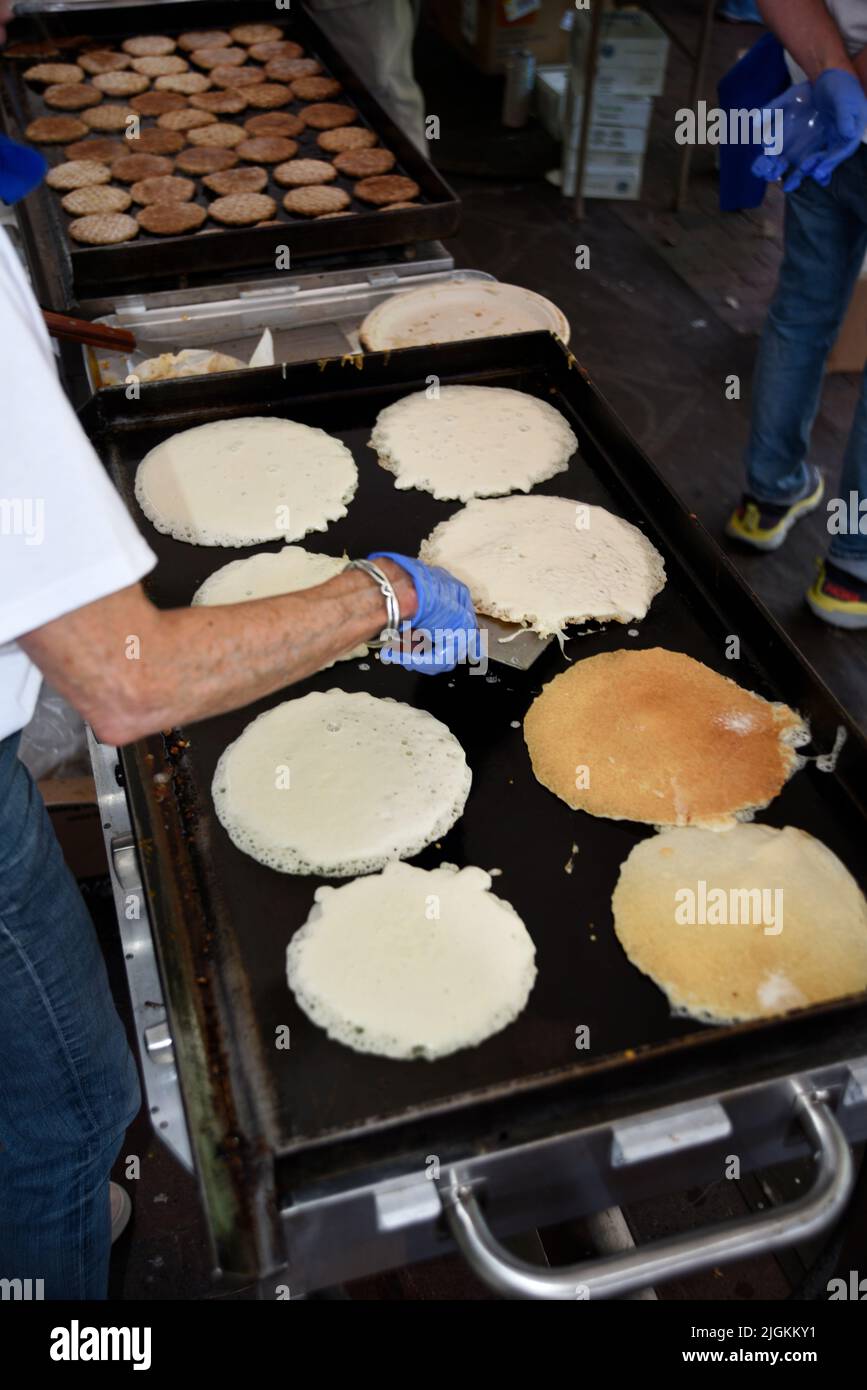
273,158,336,187
244,111,304,138
299,103,356,130
317,126,377,153
46,158,111,190
111,152,174,183
61,184,132,215
354,174,420,205
202,166,268,196
68,212,139,243
136,201,207,234
43,83,102,110
236,136,298,164
130,175,195,205
282,185,350,217
208,192,277,225
333,148,396,177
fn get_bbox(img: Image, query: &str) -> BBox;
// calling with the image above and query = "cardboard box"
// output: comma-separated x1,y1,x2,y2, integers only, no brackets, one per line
431,0,570,76
828,270,867,373
537,66,652,146
561,148,645,200
39,775,108,880
570,8,669,96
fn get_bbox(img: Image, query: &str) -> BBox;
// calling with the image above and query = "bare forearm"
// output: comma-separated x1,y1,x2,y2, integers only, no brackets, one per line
21,560,415,745
759,0,855,79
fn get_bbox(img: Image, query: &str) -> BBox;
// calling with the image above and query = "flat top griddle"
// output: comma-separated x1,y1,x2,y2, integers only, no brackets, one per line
2,1,459,308
80,333,867,1180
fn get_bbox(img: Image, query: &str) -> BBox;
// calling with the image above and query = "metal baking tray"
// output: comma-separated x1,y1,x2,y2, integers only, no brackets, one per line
83,265,494,390
2,0,461,310
79,332,867,1277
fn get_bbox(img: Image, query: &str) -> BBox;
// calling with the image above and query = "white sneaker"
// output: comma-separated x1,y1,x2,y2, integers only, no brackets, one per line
110,1182,132,1244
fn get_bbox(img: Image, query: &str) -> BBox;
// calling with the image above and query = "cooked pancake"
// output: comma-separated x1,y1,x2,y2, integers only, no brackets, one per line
524,648,807,827
213,690,471,876
135,416,358,546
612,824,867,1023
287,862,536,1059
420,495,666,634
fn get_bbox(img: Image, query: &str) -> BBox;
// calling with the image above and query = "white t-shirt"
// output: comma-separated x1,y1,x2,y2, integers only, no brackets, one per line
0,230,155,740
786,0,867,142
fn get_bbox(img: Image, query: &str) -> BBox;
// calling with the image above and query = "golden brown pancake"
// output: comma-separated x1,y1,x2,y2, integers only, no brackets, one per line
523,647,806,828
612,824,867,1023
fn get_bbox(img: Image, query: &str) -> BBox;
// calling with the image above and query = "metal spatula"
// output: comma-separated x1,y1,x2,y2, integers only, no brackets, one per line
480,615,555,671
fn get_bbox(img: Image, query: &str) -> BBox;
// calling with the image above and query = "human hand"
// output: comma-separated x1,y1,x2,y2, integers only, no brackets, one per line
807,69,867,183
752,73,867,192
368,551,478,675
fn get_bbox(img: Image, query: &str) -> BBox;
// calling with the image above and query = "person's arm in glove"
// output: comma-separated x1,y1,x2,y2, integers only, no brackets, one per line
368,551,478,675
752,73,867,191
754,0,867,188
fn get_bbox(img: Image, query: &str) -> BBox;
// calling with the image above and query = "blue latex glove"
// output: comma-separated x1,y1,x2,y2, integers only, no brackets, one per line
809,69,867,183
752,72,867,192
368,551,479,675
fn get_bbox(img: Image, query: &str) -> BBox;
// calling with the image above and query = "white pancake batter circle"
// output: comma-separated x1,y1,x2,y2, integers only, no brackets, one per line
192,545,367,664
135,416,358,546
213,690,472,876
369,384,577,501
287,861,537,1059
421,494,666,637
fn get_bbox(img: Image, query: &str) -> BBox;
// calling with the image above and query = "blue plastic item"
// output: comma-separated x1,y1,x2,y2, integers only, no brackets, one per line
0,136,47,205
717,32,789,211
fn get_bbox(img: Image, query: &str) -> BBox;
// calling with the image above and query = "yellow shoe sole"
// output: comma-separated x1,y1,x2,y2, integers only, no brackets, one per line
806,567,867,629
725,475,824,552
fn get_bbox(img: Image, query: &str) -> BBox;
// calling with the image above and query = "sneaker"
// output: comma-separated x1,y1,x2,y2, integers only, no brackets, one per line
806,558,867,629
110,1182,132,1244
725,467,824,552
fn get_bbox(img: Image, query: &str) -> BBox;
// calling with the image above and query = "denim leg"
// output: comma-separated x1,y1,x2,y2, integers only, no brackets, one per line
828,369,867,569
745,162,867,504
0,733,140,1299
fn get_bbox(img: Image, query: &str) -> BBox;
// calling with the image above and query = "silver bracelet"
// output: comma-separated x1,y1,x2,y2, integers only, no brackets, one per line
347,558,401,641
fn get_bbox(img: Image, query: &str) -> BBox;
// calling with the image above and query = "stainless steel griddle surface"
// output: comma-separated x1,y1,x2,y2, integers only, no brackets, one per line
81,334,867,1165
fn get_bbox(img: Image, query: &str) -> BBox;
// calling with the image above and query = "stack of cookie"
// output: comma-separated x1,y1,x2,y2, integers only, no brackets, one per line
18,23,423,244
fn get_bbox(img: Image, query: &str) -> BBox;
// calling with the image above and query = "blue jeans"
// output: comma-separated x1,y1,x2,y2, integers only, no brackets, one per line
746,144,867,566
0,732,140,1299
